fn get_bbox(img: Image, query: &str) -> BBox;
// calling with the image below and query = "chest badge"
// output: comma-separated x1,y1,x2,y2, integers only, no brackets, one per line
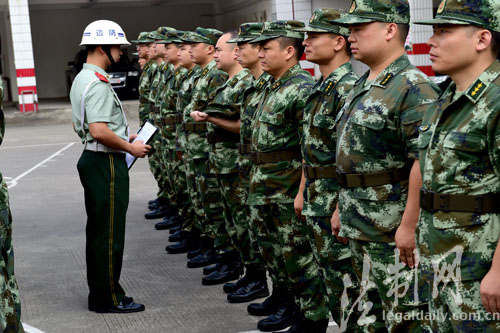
419,124,430,132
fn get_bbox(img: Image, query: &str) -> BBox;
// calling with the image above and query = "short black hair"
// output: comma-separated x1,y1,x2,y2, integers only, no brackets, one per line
397,24,410,45
86,45,99,53
328,33,352,56
277,37,305,61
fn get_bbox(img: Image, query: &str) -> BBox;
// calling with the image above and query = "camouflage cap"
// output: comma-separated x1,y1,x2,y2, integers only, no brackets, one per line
131,32,154,44
179,27,223,46
148,30,167,42
415,0,500,33
169,30,185,43
250,20,305,43
227,22,264,43
155,26,178,43
294,8,350,36
332,0,410,25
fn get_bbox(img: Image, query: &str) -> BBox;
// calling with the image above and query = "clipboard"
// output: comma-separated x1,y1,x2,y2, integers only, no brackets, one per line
126,121,158,169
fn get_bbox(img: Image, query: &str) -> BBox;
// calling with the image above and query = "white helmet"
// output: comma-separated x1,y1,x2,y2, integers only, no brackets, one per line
80,20,131,46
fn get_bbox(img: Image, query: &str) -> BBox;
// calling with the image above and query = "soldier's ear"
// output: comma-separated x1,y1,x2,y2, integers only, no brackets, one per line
285,45,295,61
475,29,493,54
385,23,398,43
333,35,346,52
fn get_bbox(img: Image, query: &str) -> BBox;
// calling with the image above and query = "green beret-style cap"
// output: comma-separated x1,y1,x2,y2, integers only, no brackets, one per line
131,32,154,44
148,30,167,41
295,8,350,36
228,22,264,43
155,27,178,43
332,0,410,25
415,0,500,33
180,27,223,46
250,20,305,44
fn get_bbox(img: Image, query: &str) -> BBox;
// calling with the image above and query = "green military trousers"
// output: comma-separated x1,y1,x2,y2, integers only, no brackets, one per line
77,150,128,309
0,209,23,333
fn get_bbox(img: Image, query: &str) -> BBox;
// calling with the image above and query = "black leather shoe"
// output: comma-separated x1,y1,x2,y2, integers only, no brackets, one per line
148,198,159,210
201,263,241,286
169,230,184,242
257,301,298,332
89,296,145,314
155,216,181,230
202,263,218,275
187,249,216,268
224,272,251,293
169,224,182,234
145,205,174,220
166,239,188,254
187,247,202,259
247,286,285,316
227,279,269,303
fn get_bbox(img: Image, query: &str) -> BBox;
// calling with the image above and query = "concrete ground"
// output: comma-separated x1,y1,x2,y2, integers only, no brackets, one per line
0,101,339,333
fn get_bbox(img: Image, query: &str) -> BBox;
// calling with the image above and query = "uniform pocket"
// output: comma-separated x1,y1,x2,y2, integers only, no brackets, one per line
350,111,386,130
443,132,486,152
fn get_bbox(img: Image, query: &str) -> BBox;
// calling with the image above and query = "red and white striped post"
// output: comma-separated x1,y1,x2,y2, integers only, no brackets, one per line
9,0,38,112
408,0,435,77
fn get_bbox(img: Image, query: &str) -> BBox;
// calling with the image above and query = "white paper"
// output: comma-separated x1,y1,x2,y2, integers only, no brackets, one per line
126,121,158,169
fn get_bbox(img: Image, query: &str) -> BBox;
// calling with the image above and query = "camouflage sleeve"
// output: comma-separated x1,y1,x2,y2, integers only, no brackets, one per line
488,104,500,179
295,80,314,141
207,71,228,101
398,82,440,160
0,77,4,145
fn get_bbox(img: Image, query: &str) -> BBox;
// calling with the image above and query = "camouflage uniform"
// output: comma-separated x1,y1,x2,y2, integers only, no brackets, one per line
205,69,254,261
0,77,24,333
295,9,361,329
176,62,202,233
181,28,229,248
248,21,328,322
415,2,500,331
131,32,154,124
333,2,441,330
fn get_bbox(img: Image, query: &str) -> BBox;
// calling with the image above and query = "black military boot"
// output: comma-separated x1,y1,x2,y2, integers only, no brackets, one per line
145,199,176,220
203,263,218,275
187,247,202,259
169,224,182,234
148,198,159,210
187,238,216,268
155,215,182,230
281,313,329,333
168,229,184,243
257,297,298,332
247,285,285,316
227,268,269,303
201,253,242,286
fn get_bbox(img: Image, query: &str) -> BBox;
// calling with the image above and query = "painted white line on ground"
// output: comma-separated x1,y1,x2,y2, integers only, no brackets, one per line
238,320,338,333
1,142,77,150
7,142,75,188
22,323,46,333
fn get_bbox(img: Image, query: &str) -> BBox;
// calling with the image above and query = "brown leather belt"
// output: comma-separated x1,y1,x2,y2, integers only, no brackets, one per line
304,165,337,180
161,116,176,126
251,149,301,165
336,164,411,188
175,114,183,124
238,143,251,155
420,189,500,213
207,132,240,144
183,123,208,133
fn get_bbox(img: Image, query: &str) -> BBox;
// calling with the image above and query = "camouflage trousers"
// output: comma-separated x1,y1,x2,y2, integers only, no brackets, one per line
217,172,260,264
250,203,329,321
349,240,430,333
426,278,500,332
184,156,205,232
138,103,150,125
0,209,23,333
305,216,360,330
148,136,167,200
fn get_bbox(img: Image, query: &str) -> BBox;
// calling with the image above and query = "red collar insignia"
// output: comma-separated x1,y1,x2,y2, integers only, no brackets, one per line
95,72,109,83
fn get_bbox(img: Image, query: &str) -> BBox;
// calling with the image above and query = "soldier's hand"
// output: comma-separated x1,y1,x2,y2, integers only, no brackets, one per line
331,208,348,244
294,191,305,221
480,268,500,314
129,133,138,142
129,140,151,158
395,224,417,268
190,111,209,122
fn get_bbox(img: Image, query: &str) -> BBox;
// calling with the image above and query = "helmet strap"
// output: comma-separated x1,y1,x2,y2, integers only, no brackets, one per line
101,45,116,66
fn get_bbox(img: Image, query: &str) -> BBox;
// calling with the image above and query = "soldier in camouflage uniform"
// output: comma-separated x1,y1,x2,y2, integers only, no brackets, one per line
293,9,360,332
169,32,204,255
131,32,154,124
0,77,24,333
180,28,229,270
246,21,327,332
415,0,500,330
191,31,267,289
331,1,440,331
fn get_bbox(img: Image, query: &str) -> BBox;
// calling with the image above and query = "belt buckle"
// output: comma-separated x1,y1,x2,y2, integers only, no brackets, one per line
420,189,435,212
437,193,449,212
336,169,348,187
474,196,484,214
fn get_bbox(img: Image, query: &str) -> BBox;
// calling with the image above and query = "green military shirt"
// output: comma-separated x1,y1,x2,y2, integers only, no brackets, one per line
70,63,128,143
139,60,154,100
0,76,8,209
161,65,187,150
205,69,253,174
418,60,500,281
336,55,440,242
247,63,315,205
175,65,201,152
302,62,358,217
183,60,228,159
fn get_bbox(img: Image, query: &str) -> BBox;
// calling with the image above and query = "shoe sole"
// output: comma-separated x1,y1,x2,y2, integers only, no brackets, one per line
201,273,240,286
187,260,216,268
89,306,146,314
227,289,270,303
257,316,295,332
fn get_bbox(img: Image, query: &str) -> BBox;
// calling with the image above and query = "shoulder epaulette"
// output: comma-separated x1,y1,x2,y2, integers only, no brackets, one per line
467,79,486,100
271,80,282,91
201,67,210,76
256,78,267,91
229,77,239,87
95,72,109,83
380,73,394,87
323,80,337,96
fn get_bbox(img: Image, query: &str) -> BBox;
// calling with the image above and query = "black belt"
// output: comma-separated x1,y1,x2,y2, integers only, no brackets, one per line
251,149,301,165
175,114,184,124
420,189,500,213
207,132,240,144
304,165,337,180
161,116,176,126
183,123,208,133
336,164,411,188
238,143,251,155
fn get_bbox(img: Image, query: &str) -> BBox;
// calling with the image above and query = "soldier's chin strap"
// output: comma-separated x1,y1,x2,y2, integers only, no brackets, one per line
101,45,116,66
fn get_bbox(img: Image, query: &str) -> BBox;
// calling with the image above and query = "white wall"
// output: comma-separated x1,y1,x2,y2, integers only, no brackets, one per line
214,0,271,31
28,3,215,99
